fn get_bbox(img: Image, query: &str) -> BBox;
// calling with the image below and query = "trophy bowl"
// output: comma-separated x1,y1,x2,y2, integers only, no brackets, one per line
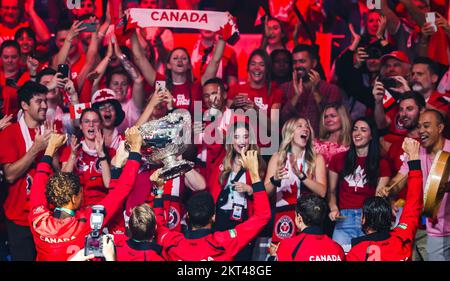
135,111,194,181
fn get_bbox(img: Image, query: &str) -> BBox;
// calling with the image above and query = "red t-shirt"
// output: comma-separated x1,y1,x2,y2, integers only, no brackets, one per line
0,123,41,226
228,82,284,111
384,106,408,143
0,22,29,46
60,145,116,207
154,73,202,113
329,151,391,209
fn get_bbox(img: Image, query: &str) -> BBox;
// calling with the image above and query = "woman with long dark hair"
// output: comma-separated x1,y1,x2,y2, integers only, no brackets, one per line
130,31,225,114
227,49,283,116
327,117,391,253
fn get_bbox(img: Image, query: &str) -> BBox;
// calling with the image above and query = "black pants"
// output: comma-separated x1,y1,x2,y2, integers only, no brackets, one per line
5,219,36,261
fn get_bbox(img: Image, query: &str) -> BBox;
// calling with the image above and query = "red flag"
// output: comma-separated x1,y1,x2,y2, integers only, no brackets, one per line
114,15,138,45
254,6,266,26
269,0,294,21
70,103,91,120
382,90,396,110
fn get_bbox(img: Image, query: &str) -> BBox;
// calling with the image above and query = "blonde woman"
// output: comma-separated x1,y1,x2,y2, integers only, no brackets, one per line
314,103,351,165
207,121,266,260
265,117,327,251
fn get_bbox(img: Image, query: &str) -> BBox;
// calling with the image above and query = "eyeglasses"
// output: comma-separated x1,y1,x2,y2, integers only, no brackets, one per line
81,119,100,125
98,103,114,111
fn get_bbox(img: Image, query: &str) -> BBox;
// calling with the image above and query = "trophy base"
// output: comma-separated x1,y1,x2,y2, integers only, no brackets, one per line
160,158,194,181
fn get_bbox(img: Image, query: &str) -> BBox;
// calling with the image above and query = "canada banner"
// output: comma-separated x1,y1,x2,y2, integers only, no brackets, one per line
70,103,91,120
122,8,240,45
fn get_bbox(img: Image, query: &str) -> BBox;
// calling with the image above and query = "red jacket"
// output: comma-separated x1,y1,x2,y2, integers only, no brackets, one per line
276,226,345,261
114,234,165,261
28,152,141,261
153,181,271,261
347,160,423,261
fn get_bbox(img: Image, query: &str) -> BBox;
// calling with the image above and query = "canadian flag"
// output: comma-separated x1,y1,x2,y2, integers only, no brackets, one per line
254,6,266,26
382,90,396,110
70,103,91,120
269,0,294,21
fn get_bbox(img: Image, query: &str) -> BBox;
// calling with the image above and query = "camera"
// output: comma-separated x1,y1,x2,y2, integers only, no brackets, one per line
366,46,382,59
84,205,105,258
380,77,400,89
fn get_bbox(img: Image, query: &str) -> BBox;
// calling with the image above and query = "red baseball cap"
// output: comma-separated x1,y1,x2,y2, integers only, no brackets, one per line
380,51,411,65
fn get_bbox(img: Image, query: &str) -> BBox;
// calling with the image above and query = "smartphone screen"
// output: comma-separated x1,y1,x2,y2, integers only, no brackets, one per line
80,22,97,33
57,64,69,78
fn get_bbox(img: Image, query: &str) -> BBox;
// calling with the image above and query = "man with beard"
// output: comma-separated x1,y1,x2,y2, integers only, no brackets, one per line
410,57,449,137
373,51,412,149
281,44,342,133
377,91,427,261
395,110,450,260
0,81,52,260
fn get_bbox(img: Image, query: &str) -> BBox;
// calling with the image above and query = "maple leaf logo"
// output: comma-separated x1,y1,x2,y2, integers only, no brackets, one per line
344,165,367,192
219,22,233,41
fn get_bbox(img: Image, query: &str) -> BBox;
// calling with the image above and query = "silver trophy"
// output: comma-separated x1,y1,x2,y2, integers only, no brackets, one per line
137,111,194,181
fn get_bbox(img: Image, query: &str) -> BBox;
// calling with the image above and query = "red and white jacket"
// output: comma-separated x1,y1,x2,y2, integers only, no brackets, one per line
28,152,141,261
153,181,271,261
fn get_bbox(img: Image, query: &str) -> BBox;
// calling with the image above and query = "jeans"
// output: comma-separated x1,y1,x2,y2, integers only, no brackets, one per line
427,235,450,261
332,208,364,253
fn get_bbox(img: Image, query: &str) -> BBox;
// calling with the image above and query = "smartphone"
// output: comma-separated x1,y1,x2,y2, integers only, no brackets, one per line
425,12,437,32
80,22,97,33
380,77,399,89
58,64,69,79
155,80,166,92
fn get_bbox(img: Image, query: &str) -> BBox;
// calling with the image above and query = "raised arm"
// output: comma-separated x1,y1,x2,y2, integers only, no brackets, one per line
77,17,104,91
91,38,114,93
399,0,426,26
100,126,142,225
380,0,401,35
201,38,225,85
131,31,157,86
114,39,145,109
393,138,423,242
30,133,67,211
25,0,50,43
373,81,391,129
52,21,86,69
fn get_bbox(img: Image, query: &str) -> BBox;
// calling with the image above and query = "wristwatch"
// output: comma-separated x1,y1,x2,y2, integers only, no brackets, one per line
270,176,282,187
298,171,307,181
153,188,164,196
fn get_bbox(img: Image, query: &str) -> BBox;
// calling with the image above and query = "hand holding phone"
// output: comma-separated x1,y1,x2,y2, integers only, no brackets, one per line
426,12,437,32
57,64,69,79
79,22,97,33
